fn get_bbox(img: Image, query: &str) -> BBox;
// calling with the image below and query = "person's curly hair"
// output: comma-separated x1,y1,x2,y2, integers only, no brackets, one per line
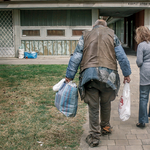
135,26,150,44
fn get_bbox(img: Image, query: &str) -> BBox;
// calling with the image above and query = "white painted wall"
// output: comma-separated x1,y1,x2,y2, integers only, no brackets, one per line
144,9,150,29
13,9,21,57
20,26,92,41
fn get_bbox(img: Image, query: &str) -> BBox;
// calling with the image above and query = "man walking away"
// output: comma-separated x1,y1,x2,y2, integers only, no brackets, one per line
65,19,131,147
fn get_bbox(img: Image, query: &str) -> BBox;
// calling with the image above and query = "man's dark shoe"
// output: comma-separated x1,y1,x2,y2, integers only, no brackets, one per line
101,126,113,135
86,134,100,147
136,123,145,128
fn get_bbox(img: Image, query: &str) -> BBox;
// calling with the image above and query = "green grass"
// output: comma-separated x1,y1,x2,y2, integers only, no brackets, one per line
0,65,87,150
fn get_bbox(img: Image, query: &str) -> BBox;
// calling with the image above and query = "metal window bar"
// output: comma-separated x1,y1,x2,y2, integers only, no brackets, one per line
34,40,35,51
47,40,48,55
66,40,67,55
57,41,58,55
38,41,39,54
25,41,26,51
42,41,44,55
52,40,53,55
61,41,62,55
71,41,72,54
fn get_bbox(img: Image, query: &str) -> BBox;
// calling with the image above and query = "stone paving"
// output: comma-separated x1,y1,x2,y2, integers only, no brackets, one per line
80,55,150,150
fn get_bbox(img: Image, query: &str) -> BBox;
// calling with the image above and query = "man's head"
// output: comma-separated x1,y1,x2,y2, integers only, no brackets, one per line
93,19,107,27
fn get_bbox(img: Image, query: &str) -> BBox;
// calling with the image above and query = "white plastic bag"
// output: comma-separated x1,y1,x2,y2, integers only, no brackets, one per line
118,82,131,121
53,78,65,92
67,81,77,88
18,49,24,59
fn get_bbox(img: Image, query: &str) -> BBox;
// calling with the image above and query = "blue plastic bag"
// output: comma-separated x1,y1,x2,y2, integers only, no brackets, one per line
55,82,78,117
24,52,37,59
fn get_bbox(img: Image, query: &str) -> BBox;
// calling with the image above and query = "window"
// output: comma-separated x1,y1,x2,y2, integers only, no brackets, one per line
22,30,40,36
47,30,65,36
72,30,84,36
70,10,92,26
20,10,92,26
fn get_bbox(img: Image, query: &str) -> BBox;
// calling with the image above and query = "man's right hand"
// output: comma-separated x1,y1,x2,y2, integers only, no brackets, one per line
65,77,72,83
123,76,131,83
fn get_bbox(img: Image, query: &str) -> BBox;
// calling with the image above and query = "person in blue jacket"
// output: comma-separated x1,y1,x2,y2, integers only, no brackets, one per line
65,19,131,147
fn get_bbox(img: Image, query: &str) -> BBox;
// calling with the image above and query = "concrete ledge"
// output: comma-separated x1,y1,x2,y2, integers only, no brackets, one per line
0,56,70,65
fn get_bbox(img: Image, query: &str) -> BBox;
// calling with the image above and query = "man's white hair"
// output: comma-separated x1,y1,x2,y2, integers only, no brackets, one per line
94,19,107,27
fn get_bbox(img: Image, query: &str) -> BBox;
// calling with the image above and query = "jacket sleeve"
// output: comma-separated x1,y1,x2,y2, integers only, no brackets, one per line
136,44,143,67
114,35,131,77
66,36,84,79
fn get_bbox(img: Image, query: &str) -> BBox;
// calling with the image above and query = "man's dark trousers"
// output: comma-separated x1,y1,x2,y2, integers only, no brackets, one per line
84,80,115,139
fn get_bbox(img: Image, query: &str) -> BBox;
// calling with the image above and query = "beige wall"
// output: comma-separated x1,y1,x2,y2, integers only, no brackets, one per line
144,9,150,29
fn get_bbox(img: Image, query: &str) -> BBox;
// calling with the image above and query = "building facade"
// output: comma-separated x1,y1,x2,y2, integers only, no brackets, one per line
0,0,150,57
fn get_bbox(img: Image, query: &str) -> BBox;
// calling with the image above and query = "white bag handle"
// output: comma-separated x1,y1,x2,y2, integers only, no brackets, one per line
53,78,65,92
124,82,130,98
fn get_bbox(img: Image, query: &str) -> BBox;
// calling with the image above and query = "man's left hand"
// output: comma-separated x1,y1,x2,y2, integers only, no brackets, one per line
123,76,131,83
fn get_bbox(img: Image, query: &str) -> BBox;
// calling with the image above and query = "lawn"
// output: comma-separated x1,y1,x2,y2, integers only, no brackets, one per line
0,65,87,150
